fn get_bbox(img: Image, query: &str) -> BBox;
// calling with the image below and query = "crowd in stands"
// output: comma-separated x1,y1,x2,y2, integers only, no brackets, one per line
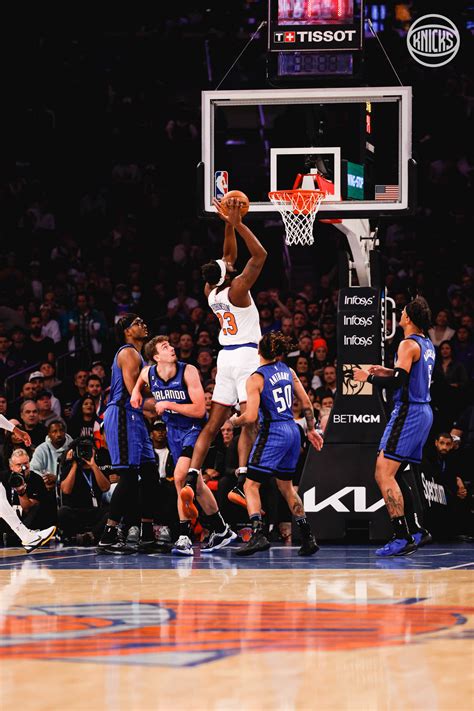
0,8,473,545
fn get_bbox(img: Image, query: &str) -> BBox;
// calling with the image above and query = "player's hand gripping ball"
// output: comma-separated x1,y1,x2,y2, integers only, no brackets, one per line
220,190,250,217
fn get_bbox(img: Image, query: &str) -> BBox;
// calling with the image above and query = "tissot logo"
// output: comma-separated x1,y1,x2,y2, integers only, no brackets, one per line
344,335,374,347
273,29,357,44
304,486,385,513
333,414,381,424
343,315,374,327
344,295,375,306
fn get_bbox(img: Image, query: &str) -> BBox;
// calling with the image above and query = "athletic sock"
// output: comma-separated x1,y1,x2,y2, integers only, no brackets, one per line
296,516,312,538
250,513,263,530
208,511,226,534
391,515,411,540
185,469,199,492
179,520,191,537
0,489,35,542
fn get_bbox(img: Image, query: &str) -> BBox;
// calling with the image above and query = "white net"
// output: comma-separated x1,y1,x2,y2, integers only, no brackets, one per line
268,190,326,246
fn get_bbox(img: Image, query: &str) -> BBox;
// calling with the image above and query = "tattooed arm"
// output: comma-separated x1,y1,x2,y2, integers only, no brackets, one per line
290,369,323,452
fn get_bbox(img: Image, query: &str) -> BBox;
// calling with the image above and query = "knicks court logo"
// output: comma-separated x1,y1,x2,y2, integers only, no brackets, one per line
0,600,470,667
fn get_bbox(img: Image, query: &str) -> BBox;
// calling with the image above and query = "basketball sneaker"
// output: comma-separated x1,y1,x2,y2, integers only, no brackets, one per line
298,534,319,557
201,525,237,553
22,526,56,553
235,526,270,556
172,535,194,556
412,528,433,548
97,526,136,555
375,536,417,557
228,485,247,508
180,485,199,522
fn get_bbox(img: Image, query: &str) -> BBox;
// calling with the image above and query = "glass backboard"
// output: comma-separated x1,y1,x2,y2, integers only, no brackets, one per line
201,86,413,218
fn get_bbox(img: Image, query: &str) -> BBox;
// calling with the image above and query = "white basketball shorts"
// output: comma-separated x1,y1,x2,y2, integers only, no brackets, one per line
212,346,260,406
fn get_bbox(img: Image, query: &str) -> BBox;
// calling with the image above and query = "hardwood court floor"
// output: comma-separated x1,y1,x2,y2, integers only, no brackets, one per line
0,543,473,711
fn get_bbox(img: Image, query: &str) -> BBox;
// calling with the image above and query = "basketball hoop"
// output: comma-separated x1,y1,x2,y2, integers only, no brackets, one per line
268,189,326,246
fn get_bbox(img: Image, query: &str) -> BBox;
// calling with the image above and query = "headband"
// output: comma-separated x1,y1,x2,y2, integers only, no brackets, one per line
215,259,227,287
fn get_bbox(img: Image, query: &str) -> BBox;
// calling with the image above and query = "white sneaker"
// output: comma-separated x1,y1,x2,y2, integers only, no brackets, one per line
171,535,194,556
201,526,237,553
22,526,56,554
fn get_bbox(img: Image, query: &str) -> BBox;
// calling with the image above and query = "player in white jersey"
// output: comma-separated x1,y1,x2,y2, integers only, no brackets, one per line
181,197,267,518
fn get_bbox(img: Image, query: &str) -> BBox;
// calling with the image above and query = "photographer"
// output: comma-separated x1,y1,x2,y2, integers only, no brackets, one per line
4,449,57,541
58,437,110,545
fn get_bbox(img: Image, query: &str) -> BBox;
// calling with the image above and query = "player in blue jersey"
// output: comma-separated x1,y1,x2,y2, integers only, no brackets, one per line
231,332,324,556
97,314,161,554
131,335,236,555
354,296,436,557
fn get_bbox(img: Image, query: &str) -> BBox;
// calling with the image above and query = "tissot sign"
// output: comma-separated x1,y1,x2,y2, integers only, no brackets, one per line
271,27,360,51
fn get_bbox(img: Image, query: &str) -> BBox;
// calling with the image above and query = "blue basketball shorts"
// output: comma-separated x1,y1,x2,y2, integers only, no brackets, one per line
379,402,433,464
166,423,202,465
103,405,155,469
248,420,301,481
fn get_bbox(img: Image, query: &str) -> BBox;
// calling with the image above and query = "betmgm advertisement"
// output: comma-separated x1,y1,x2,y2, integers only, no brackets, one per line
325,287,386,445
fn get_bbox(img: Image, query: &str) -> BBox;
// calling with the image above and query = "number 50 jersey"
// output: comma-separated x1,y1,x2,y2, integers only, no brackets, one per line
208,286,261,347
256,361,295,423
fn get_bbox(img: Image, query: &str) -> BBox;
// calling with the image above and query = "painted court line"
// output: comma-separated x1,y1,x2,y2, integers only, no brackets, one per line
441,562,474,570
0,553,97,568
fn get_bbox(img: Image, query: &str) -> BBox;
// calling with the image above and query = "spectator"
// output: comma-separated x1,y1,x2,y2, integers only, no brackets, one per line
9,327,30,369
67,395,100,439
314,365,337,400
428,309,456,347
311,338,331,387
19,400,48,447
36,390,62,428
451,404,474,481
25,315,55,364
177,333,196,364
39,303,61,344
196,348,215,387
1,420,34,468
432,340,469,427
167,280,199,323
56,369,89,404
0,334,19,383
66,292,107,356
58,439,111,544
91,360,109,387
2,448,56,539
451,326,474,379
30,420,73,478
39,361,62,392
28,370,61,417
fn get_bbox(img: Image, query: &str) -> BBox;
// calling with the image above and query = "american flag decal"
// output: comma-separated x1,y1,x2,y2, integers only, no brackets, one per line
375,185,399,200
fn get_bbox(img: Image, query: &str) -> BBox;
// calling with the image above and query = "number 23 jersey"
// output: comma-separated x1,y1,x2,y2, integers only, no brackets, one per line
208,286,261,346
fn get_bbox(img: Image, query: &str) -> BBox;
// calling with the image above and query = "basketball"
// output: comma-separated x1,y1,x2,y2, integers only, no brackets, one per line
220,189,250,216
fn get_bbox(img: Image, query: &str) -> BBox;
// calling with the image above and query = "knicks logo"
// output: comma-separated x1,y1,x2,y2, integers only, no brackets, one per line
0,600,470,667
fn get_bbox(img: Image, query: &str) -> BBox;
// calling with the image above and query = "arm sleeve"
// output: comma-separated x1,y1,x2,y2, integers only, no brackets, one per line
0,414,15,432
368,367,409,390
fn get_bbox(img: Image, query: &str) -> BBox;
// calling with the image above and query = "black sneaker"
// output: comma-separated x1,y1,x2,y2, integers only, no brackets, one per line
298,534,319,557
201,525,237,553
235,529,271,556
138,537,172,554
97,526,136,555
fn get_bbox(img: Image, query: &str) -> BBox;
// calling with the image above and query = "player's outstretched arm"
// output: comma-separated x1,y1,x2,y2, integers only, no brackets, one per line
154,365,206,418
291,369,323,452
232,374,263,426
0,414,31,447
211,197,238,268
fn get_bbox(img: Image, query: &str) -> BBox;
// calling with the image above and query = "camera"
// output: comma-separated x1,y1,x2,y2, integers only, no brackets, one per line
9,464,28,489
73,437,95,461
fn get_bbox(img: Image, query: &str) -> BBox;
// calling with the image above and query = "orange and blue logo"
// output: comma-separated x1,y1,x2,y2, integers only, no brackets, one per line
0,600,471,666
